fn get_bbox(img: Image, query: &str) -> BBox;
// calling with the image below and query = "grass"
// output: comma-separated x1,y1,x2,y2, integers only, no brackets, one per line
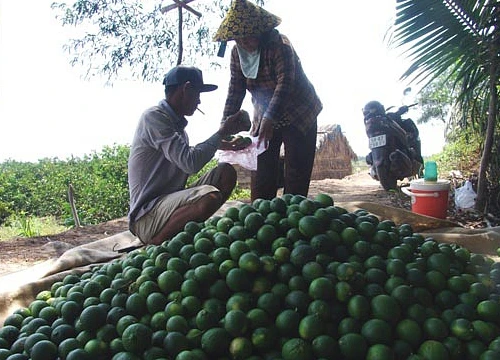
0,187,250,242
0,215,68,241
352,159,370,175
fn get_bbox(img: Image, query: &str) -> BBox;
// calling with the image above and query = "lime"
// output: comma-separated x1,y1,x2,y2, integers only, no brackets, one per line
195,309,219,331
163,331,189,358
275,309,301,337
84,339,108,358
339,333,368,360
361,318,393,345
298,215,322,238
301,261,323,281
307,299,332,321
238,252,262,273
341,227,360,247
58,338,81,359
122,323,152,354
226,268,252,292
347,294,370,320
229,337,253,359
298,314,324,340
338,317,361,336
477,300,500,322
246,308,271,330
30,340,58,360
282,337,313,360
450,318,475,341
366,344,395,360
418,340,450,360
290,244,315,267
335,281,353,302
314,193,334,207
371,294,401,324
257,292,280,316
244,212,265,235
157,270,183,294
79,305,106,332
201,327,231,357
309,277,334,300
224,310,248,337
423,317,449,341
166,315,189,334
270,197,288,214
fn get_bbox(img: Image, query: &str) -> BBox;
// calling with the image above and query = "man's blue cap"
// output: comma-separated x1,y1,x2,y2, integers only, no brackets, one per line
163,65,218,92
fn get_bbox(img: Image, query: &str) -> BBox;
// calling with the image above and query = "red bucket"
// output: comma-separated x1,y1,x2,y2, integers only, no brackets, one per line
402,179,450,219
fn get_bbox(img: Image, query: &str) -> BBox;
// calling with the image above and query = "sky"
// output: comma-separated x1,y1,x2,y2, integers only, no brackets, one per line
0,0,446,163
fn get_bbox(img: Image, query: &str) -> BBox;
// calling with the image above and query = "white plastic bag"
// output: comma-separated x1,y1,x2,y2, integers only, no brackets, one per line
454,180,476,210
217,136,267,171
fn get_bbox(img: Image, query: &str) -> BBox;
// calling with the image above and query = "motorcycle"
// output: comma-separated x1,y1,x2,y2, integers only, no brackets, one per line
363,101,423,190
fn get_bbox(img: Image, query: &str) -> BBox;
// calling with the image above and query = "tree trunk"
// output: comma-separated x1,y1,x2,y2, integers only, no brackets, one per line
177,6,183,65
475,57,498,212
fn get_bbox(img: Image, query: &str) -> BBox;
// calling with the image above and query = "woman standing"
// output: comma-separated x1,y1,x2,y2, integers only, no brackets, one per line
214,0,323,201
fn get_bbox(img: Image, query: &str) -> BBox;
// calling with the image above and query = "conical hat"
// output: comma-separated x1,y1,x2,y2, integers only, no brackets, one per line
213,0,281,42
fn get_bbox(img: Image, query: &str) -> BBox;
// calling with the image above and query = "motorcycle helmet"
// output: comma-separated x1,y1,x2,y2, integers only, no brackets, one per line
362,101,386,119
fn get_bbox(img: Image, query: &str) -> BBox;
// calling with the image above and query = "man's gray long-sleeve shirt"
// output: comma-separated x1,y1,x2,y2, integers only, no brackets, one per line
128,100,222,230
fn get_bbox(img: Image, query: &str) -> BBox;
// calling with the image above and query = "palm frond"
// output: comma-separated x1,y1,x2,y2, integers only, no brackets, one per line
389,0,492,85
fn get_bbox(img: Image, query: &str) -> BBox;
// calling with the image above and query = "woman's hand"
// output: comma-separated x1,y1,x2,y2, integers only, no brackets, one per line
219,110,251,136
257,117,273,148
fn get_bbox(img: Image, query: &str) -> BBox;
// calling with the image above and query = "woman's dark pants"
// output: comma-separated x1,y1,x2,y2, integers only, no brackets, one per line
251,122,317,201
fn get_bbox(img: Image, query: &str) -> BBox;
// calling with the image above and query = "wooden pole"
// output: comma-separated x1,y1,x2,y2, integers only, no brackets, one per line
160,0,202,66
68,184,81,228
177,6,183,65
160,0,200,17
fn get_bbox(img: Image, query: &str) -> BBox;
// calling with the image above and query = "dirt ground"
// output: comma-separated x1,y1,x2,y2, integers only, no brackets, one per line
0,172,413,276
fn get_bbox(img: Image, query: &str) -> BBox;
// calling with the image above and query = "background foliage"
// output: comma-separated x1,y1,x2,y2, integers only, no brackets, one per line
0,145,130,226
0,145,248,228
50,0,265,83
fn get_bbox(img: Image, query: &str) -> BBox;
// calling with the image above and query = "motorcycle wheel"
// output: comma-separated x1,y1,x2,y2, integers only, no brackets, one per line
376,163,397,191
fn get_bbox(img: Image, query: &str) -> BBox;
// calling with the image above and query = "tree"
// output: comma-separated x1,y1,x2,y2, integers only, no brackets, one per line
414,69,455,126
387,0,500,212
50,0,265,83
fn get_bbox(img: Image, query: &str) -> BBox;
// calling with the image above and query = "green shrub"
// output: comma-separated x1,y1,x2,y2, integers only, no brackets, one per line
0,144,130,225
0,201,12,227
0,145,248,227
433,130,481,176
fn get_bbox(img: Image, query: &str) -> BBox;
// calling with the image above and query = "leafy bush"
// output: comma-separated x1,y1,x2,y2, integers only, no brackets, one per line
0,144,131,225
0,145,249,226
0,201,12,227
433,130,481,176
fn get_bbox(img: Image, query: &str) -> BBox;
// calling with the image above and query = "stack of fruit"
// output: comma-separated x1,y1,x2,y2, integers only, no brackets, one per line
1,193,500,360
223,134,253,148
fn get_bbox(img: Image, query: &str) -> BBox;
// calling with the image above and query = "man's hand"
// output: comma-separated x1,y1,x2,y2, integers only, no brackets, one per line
257,117,273,148
219,110,251,137
219,135,252,151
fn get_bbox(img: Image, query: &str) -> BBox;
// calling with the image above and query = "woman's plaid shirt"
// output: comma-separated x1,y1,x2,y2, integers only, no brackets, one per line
222,30,323,136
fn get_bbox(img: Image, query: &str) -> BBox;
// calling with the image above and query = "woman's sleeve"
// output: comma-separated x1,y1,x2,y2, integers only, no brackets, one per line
223,47,247,118
264,37,296,122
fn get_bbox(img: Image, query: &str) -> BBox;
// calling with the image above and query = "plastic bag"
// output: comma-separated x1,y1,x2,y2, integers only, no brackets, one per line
217,136,267,171
454,180,476,210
